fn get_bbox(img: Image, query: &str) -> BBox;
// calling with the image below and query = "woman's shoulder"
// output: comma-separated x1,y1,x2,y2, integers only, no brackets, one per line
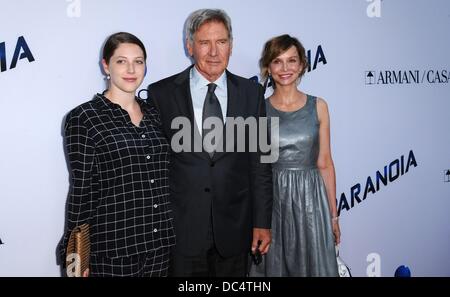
139,99,163,126
311,96,330,123
314,96,328,109
135,97,157,118
303,93,323,102
65,94,103,123
305,94,327,109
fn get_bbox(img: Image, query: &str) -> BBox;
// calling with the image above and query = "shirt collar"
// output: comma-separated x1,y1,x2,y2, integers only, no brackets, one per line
190,66,227,92
96,92,151,115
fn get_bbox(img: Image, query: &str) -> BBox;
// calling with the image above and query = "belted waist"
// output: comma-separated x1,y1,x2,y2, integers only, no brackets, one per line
272,162,318,170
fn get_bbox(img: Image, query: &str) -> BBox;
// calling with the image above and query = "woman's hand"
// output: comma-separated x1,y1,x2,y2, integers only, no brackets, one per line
332,220,341,245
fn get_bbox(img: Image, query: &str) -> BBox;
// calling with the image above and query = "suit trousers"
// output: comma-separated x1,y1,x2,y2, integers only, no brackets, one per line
169,210,249,277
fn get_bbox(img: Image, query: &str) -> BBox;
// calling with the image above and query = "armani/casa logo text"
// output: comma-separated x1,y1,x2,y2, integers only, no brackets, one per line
365,70,449,85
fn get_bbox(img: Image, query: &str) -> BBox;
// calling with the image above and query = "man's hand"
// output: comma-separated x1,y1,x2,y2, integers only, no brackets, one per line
252,228,271,255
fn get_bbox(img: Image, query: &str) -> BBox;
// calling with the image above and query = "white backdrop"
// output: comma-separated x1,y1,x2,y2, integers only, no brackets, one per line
1,0,449,276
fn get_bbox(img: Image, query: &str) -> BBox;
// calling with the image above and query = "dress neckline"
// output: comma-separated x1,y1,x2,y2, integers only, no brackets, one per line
268,95,310,114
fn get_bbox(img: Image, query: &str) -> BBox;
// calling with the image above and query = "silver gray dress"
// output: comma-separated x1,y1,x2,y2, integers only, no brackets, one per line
253,95,338,277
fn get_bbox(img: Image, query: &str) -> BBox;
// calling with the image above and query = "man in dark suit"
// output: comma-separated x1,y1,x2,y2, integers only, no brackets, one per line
147,8,273,277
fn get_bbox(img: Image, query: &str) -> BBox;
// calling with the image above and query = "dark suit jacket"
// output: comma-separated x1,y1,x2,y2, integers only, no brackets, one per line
147,66,273,257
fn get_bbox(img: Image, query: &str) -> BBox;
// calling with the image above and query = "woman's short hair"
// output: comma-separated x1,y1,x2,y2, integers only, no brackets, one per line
259,34,308,84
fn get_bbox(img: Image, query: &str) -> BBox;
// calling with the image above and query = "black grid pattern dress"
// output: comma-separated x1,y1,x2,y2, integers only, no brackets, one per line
60,93,175,276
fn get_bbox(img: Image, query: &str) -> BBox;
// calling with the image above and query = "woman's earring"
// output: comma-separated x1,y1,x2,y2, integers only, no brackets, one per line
106,74,111,80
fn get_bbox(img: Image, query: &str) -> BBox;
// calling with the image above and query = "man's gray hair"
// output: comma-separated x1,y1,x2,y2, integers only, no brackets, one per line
185,9,233,44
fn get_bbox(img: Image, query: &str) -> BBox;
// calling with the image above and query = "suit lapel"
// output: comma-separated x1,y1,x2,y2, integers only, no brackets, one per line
173,66,195,125
212,71,241,162
225,70,241,119
173,68,244,161
174,66,209,160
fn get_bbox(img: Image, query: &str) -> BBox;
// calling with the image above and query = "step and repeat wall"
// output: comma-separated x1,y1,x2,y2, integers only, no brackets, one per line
1,0,449,276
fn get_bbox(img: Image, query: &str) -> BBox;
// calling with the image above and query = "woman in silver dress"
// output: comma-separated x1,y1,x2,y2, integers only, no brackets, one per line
258,34,340,276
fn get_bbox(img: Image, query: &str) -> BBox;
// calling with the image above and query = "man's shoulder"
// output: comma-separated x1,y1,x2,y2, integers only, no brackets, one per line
227,71,264,92
148,72,179,89
148,66,191,92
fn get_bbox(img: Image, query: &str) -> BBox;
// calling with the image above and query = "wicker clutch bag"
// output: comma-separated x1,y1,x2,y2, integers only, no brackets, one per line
66,223,90,277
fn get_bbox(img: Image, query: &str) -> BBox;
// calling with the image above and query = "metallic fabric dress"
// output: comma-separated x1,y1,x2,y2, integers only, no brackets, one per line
253,95,338,277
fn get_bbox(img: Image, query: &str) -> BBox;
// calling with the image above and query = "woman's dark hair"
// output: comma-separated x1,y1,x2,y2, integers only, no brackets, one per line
259,34,308,84
102,32,147,64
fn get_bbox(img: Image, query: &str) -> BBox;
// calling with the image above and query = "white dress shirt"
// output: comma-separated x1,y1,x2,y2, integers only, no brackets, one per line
190,66,228,136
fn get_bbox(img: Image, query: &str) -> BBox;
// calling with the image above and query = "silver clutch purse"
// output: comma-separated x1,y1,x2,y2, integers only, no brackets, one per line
336,245,352,277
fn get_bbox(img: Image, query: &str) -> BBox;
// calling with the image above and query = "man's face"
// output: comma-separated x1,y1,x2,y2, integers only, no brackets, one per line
187,21,232,82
